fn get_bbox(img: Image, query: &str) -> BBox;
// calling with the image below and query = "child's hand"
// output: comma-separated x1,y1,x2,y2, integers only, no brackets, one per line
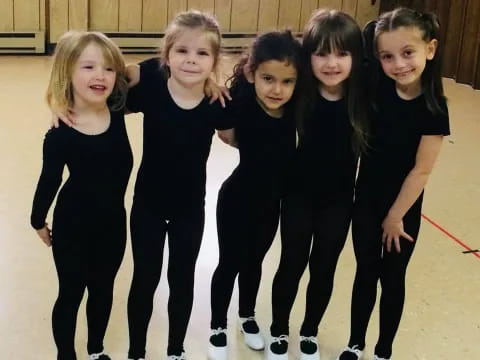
217,129,237,147
36,224,52,247
51,107,76,128
205,78,231,107
126,64,140,88
381,215,414,253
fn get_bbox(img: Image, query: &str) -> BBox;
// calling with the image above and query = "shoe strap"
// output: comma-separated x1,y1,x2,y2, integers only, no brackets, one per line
300,335,318,344
345,345,363,356
240,316,256,324
271,334,289,344
89,352,104,360
211,327,227,336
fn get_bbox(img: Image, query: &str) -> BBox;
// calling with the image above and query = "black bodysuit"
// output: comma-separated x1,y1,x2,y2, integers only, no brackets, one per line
31,111,133,359
348,77,450,358
270,94,358,337
210,90,296,329
125,57,233,358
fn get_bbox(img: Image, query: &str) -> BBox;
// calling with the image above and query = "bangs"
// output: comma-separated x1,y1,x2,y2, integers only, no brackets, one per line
99,46,117,69
303,9,360,56
314,31,347,55
96,39,123,72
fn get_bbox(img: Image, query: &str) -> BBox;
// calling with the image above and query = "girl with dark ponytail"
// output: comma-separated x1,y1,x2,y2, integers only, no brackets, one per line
338,8,450,360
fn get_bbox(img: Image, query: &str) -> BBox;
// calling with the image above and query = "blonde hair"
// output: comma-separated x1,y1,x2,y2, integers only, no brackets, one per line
46,31,127,112
161,10,221,71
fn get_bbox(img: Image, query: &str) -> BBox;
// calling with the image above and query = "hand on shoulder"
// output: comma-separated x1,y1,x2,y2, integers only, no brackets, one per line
126,64,140,88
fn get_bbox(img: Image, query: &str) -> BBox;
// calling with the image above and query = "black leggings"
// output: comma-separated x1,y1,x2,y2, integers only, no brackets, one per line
348,195,421,358
127,199,205,358
51,218,126,360
270,193,353,337
210,182,280,329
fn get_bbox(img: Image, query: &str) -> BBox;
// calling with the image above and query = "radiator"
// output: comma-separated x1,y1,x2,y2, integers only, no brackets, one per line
104,32,301,53
0,31,45,54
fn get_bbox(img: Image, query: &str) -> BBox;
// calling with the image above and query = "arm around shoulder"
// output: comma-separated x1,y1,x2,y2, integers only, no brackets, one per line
126,64,140,88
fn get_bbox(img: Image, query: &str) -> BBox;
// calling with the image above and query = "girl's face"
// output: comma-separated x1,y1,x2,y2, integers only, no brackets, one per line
248,60,297,117
311,49,352,93
377,26,437,89
71,42,116,109
167,28,215,87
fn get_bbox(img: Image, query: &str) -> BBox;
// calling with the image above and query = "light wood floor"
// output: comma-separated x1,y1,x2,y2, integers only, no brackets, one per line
1,54,479,360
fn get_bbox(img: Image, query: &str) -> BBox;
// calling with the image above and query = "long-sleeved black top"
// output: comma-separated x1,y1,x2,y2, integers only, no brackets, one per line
31,111,133,230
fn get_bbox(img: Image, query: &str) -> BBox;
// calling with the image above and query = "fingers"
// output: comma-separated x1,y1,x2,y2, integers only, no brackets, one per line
383,232,400,253
218,87,231,108
51,113,60,128
52,109,75,127
37,224,52,247
402,231,415,242
42,236,52,247
208,92,226,107
220,87,232,101
394,236,402,253
218,93,226,108
65,110,76,126
384,233,414,253
207,84,231,107
386,235,392,252
209,93,220,105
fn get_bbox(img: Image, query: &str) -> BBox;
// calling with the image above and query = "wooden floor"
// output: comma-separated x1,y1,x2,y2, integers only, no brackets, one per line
1,54,479,360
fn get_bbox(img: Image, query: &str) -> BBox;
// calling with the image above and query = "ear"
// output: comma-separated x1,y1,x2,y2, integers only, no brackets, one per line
243,63,255,83
426,38,438,60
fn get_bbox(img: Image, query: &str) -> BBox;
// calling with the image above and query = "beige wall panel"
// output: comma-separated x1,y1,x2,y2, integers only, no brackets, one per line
40,0,45,31
317,0,341,10
0,0,14,31
142,0,168,31
14,0,40,30
278,0,301,30
230,0,259,32
300,0,318,30
258,0,280,32
168,0,187,22
90,0,119,31
355,0,379,28
187,0,214,13
214,0,232,31
50,0,68,42
69,0,88,30
342,0,357,17
119,0,142,31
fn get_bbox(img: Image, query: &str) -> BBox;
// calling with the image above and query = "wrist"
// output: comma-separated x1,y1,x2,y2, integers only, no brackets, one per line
387,209,402,221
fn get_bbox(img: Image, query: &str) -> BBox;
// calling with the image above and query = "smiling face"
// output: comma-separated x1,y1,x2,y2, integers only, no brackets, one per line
310,48,352,95
166,28,216,88
377,26,437,90
248,60,297,117
71,42,116,109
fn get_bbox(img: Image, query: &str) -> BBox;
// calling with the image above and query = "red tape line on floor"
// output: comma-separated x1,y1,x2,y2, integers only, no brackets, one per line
421,214,480,259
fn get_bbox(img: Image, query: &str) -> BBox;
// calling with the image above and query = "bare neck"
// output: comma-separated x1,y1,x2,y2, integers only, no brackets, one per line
167,77,205,109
